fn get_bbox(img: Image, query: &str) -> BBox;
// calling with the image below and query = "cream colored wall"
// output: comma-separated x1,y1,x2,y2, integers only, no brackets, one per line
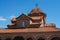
30,16,42,20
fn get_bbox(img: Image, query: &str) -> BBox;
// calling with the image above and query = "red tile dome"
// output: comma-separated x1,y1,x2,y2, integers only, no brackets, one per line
29,8,46,17
30,8,42,14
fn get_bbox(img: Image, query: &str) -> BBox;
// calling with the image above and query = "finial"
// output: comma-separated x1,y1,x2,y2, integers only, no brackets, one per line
36,3,38,8
35,0,38,8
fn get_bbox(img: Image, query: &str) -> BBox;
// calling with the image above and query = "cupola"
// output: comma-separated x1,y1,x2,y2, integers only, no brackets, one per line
28,8,46,17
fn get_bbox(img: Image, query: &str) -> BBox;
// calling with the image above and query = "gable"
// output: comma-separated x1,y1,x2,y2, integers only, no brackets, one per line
16,14,32,21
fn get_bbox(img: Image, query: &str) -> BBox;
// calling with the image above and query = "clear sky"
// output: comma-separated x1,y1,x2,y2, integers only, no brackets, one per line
0,0,60,28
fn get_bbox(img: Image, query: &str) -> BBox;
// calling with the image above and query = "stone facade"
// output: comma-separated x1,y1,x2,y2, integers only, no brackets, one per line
0,32,60,40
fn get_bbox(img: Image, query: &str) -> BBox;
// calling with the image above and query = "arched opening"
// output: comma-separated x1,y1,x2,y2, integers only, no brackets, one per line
38,37,45,40
5,38,11,40
0,38,1,40
27,38,33,40
51,37,60,40
0,37,1,40
13,36,24,40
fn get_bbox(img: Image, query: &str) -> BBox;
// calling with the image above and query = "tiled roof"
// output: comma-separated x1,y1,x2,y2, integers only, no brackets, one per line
29,8,46,17
30,8,42,13
0,27,60,33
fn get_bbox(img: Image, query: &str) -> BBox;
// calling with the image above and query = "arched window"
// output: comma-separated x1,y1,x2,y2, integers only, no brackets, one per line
22,21,25,27
13,36,24,40
27,38,33,40
38,37,45,40
5,38,11,40
51,37,60,40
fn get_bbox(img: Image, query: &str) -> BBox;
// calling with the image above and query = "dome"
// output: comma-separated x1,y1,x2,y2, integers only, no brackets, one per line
30,8,42,14
29,8,46,17
11,18,16,23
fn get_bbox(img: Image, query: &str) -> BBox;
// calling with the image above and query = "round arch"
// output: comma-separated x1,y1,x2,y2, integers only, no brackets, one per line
36,35,46,40
51,37,60,40
0,38,1,40
27,38,33,40
26,35,35,40
0,37,1,40
48,34,60,40
5,38,11,40
13,36,24,40
38,37,45,40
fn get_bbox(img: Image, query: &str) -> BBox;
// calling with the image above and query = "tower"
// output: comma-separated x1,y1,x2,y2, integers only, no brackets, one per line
28,8,46,27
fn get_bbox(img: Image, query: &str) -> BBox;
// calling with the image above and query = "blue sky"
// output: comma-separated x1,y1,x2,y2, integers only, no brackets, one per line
0,0,60,28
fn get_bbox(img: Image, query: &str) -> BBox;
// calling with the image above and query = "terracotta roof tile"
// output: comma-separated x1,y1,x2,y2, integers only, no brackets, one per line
30,8,42,13
0,27,60,33
7,24,15,26
12,18,16,22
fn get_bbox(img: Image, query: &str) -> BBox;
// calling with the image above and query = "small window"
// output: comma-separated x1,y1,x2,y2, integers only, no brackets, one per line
22,21,25,27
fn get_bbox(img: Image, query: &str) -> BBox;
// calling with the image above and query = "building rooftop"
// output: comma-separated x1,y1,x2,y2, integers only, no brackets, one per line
30,8,42,13
0,27,60,33
0,8,60,33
